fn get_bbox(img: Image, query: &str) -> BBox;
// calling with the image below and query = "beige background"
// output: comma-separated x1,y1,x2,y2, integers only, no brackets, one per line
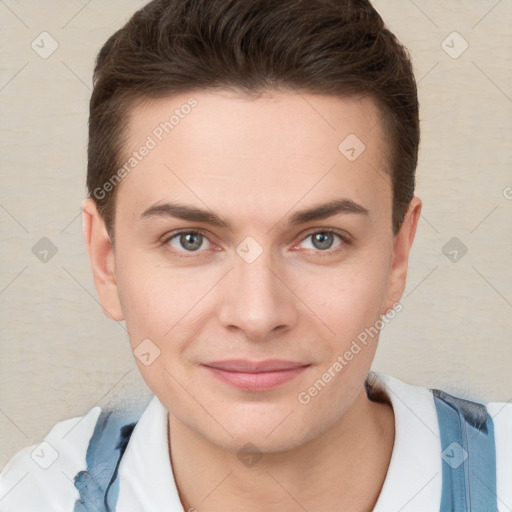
0,0,511,468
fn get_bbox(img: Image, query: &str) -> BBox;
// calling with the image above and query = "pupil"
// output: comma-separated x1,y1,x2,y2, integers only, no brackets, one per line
313,232,333,250
182,233,202,251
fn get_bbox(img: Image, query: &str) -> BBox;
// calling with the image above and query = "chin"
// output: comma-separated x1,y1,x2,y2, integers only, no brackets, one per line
218,430,307,456
205,413,320,455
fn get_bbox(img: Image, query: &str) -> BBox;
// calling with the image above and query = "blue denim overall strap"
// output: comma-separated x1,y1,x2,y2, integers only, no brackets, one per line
73,408,140,512
432,389,498,512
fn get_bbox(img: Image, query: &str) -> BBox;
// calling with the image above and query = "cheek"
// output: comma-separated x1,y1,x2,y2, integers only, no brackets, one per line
115,252,216,359
115,255,176,343
303,256,391,336
296,260,391,413
114,260,190,396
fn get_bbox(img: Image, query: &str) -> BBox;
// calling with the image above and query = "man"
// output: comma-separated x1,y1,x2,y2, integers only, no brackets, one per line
0,0,510,510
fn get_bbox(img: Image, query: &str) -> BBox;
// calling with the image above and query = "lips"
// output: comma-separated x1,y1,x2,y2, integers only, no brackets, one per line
201,359,310,391
203,359,309,372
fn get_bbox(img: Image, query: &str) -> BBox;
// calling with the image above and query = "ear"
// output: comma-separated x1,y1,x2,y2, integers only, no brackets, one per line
385,196,422,312
81,198,124,321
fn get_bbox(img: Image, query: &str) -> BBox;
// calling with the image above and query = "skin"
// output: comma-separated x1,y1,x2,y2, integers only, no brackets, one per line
82,89,421,511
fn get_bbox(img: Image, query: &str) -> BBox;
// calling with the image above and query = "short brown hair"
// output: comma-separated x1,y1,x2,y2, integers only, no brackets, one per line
87,0,419,242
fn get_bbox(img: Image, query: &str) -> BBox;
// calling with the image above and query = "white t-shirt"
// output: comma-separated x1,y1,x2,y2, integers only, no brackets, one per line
0,373,511,511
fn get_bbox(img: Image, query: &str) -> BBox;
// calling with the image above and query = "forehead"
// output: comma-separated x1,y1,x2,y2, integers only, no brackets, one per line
116,89,392,230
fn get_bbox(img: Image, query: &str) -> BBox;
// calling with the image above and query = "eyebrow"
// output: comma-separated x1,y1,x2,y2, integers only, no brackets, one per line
139,198,369,230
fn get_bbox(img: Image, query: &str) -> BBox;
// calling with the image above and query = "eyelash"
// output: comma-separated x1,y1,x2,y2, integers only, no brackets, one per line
159,228,351,259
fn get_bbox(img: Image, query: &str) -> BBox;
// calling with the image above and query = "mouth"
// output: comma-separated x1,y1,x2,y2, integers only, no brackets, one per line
201,359,311,391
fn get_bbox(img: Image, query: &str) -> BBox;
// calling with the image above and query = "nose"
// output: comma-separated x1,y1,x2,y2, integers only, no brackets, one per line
217,249,299,342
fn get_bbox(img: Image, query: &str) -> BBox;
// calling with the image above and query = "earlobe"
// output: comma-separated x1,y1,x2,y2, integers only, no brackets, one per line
385,196,422,312
81,198,124,321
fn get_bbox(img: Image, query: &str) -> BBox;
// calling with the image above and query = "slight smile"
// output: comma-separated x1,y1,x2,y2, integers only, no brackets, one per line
201,359,311,392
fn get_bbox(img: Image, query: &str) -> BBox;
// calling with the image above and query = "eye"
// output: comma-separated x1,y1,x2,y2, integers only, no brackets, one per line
298,230,347,254
164,230,212,254
161,228,350,258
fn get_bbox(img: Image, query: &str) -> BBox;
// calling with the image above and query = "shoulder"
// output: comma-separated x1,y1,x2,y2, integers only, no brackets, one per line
370,371,512,429
371,372,512,511
486,398,512,508
373,372,512,508
369,371,512,457
0,406,102,511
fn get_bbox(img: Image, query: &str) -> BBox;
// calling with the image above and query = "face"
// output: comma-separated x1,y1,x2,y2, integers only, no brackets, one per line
83,89,421,453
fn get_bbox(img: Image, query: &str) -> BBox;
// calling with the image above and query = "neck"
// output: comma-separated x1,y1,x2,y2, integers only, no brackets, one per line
168,386,395,512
